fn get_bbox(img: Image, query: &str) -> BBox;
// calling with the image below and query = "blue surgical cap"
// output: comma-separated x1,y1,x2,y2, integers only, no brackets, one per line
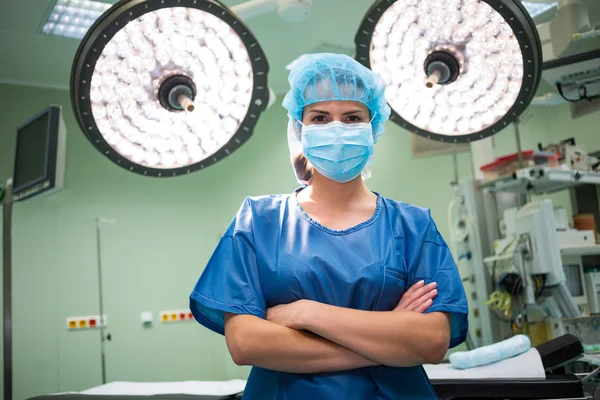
282,53,391,142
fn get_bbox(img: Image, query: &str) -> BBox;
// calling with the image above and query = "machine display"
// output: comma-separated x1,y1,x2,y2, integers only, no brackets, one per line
12,105,67,202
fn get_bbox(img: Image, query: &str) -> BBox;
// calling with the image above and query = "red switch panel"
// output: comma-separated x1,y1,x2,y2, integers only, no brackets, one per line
160,309,195,323
66,315,107,330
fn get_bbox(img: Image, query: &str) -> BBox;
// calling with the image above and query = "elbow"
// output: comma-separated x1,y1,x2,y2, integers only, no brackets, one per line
423,333,450,364
424,348,447,365
225,320,253,366
230,349,249,366
227,332,251,366
224,313,268,366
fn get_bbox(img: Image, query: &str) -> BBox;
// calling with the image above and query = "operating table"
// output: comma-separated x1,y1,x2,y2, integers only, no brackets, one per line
29,334,595,400
430,333,594,400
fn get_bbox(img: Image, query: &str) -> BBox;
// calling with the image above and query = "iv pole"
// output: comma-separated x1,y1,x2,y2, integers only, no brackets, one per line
2,179,14,400
95,217,114,385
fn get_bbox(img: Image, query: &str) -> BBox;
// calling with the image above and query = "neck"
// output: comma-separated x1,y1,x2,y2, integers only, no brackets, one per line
303,171,371,207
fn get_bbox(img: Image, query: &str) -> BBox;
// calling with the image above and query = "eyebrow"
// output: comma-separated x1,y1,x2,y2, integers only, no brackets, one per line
308,109,367,115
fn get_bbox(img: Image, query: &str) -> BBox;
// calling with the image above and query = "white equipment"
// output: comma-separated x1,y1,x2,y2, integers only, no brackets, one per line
557,229,597,247
534,0,600,106
541,49,600,104
585,271,600,314
450,181,499,347
554,207,570,231
515,199,581,318
565,145,600,171
562,255,589,315
489,197,597,331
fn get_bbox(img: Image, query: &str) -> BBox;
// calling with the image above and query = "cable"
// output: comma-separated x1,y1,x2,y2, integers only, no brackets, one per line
557,82,600,103
492,308,512,323
557,82,583,102
581,85,600,102
489,193,502,237
533,276,548,299
486,290,512,313
492,261,497,289
447,195,471,261
509,272,523,322
447,197,461,239
491,237,518,290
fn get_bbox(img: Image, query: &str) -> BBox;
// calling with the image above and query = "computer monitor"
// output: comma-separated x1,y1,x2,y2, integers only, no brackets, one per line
12,105,66,202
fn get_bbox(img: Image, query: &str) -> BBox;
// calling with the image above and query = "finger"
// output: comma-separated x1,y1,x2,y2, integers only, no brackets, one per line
398,301,416,311
405,280,425,295
396,282,423,309
409,288,438,310
404,281,437,304
414,299,433,313
397,281,436,310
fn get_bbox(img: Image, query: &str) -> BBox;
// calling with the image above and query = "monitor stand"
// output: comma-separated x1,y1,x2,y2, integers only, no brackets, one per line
2,179,13,400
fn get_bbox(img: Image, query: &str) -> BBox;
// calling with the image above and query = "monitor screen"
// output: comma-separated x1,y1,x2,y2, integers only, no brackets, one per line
13,113,49,190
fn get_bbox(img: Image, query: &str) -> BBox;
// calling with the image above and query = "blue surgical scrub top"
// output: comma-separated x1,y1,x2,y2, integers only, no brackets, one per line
190,190,468,400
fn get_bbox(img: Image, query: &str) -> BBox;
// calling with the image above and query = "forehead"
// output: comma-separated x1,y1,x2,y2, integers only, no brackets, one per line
304,100,369,114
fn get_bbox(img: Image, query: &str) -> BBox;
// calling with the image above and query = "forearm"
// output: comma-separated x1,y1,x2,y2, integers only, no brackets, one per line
224,313,376,374
299,303,450,367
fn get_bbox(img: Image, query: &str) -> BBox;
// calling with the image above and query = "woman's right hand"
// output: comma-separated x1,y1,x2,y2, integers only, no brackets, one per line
394,281,438,313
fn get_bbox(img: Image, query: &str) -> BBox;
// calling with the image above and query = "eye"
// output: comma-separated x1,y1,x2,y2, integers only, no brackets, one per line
311,115,329,123
345,115,363,123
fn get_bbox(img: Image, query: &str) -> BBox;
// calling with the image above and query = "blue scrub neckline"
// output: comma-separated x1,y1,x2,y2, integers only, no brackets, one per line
292,187,382,236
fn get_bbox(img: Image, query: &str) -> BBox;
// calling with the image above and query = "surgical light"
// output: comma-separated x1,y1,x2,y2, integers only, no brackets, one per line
355,0,543,143
70,0,269,177
42,0,111,39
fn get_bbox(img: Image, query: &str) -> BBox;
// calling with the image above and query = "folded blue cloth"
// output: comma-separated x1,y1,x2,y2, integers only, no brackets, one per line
449,334,531,370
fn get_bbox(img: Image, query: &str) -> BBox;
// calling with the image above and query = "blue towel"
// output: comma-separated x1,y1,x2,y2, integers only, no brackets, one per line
449,335,531,370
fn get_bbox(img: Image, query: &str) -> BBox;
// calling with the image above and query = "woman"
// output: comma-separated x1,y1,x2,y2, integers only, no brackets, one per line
190,53,468,399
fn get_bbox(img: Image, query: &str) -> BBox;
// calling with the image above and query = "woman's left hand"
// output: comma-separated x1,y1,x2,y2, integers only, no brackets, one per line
395,281,438,313
267,300,312,330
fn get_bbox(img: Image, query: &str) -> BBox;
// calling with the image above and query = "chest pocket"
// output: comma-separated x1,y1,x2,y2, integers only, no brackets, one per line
375,266,409,311
271,250,389,310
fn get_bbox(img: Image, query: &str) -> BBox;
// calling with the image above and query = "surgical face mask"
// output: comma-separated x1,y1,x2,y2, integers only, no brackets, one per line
301,121,374,183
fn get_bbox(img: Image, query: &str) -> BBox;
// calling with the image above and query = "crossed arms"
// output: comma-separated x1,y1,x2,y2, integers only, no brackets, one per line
224,281,451,374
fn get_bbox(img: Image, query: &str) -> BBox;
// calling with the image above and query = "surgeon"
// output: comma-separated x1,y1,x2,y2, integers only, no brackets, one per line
190,53,468,399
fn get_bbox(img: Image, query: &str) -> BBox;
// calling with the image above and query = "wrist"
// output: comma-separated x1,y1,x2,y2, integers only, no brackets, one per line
296,299,317,330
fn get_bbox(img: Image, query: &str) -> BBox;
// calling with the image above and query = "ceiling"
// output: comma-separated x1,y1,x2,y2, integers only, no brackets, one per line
2,0,598,97
0,0,369,95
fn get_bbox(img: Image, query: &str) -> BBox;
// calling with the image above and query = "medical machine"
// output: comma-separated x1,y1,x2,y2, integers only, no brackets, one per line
12,105,67,202
565,145,600,171
542,49,600,103
515,199,581,318
493,200,593,317
499,206,596,250
539,139,600,172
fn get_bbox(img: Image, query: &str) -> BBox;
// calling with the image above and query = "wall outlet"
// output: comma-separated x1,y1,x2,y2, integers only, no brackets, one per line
159,309,194,323
66,315,107,330
140,311,153,325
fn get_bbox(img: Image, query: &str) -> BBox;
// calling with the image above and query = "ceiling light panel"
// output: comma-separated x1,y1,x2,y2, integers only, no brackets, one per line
42,0,111,39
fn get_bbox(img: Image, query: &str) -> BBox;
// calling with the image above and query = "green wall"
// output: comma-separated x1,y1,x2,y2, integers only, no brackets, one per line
0,82,598,399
